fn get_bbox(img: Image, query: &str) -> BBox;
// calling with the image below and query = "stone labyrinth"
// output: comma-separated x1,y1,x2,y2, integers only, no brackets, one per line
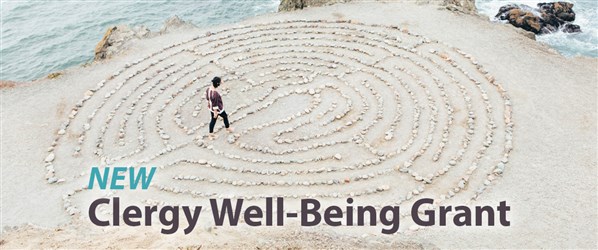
43,20,514,225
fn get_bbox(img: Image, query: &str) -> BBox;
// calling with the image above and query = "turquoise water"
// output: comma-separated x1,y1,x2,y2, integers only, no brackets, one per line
1,0,279,81
476,0,598,57
1,1,596,82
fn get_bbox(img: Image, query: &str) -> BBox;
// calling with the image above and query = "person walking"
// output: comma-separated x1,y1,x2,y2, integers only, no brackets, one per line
206,76,233,140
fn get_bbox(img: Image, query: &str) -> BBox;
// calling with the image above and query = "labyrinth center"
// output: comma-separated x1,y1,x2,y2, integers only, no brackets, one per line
44,20,514,226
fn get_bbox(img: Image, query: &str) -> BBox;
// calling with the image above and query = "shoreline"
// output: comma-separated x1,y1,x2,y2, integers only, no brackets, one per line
0,0,595,85
1,1,596,248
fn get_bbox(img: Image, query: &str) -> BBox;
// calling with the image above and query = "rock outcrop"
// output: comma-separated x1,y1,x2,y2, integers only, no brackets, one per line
279,0,477,13
94,16,196,61
495,2,581,34
93,25,152,61
444,0,476,13
0,80,18,88
159,16,197,34
94,26,117,60
279,0,349,11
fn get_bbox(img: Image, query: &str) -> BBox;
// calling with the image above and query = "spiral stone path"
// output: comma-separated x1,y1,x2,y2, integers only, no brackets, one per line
42,20,513,231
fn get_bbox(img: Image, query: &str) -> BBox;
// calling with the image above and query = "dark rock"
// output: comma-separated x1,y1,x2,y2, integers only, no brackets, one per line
495,2,581,35
538,2,575,22
496,5,542,34
562,23,581,33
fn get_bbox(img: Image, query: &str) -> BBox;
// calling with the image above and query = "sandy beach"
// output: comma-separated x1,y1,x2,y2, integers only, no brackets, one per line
1,1,596,248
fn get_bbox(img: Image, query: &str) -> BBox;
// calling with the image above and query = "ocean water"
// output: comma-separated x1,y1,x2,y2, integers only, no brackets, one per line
1,1,596,82
1,0,279,82
476,0,598,57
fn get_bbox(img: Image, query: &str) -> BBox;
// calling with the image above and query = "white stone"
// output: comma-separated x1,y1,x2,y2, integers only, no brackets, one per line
44,153,55,162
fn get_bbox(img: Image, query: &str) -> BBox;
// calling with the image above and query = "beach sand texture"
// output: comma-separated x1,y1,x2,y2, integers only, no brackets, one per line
1,2,596,248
